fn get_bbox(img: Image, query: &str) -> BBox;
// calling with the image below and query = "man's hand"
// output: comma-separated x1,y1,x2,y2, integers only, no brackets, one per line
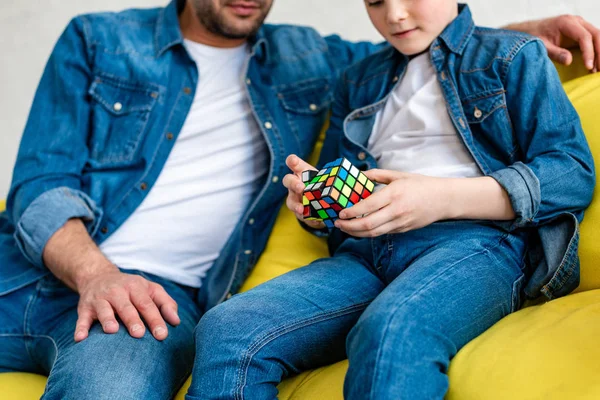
42,218,180,342
74,269,180,342
506,15,600,72
282,154,326,230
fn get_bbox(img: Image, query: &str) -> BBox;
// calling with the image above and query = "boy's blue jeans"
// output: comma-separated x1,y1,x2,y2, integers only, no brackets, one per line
187,220,529,400
0,269,203,400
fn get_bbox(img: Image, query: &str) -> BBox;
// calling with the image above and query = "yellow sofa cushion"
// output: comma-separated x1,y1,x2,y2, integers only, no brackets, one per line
447,289,600,400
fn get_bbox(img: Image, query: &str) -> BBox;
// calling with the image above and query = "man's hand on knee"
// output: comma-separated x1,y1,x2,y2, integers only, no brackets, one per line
42,219,180,342
74,270,180,342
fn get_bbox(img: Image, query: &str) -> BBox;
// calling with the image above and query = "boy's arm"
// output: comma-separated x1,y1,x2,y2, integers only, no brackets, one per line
489,39,595,227
7,17,102,269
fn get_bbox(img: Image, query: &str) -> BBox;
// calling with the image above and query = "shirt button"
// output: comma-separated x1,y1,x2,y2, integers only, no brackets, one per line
441,71,447,80
101,227,109,234
309,104,318,111
392,76,399,82
272,176,279,183
248,218,255,225
459,118,466,129
183,87,192,95
113,102,123,112
246,78,252,85
244,249,252,255
264,121,273,129
226,293,233,300
166,132,174,140
150,92,159,99
358,152,367,161
140,182,148,190
474,107,483,119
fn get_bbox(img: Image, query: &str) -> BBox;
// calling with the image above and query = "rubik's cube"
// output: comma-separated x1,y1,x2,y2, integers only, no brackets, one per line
302,158,375,228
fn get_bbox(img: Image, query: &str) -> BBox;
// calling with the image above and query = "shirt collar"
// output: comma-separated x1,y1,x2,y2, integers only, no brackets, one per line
437,3,475,55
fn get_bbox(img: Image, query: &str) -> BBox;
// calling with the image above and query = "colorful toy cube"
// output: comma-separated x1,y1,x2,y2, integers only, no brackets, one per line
302,157,375,228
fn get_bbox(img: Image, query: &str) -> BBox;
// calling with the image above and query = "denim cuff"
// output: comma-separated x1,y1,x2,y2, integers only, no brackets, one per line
14,187,103,269
489,162,540,228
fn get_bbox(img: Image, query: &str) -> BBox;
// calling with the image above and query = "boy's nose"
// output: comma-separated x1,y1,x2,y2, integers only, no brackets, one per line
386,3,409,25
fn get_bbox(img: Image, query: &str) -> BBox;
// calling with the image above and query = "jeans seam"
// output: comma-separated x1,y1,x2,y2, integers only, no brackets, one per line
234,301,372,400
22,279,43,366
368,244,503,399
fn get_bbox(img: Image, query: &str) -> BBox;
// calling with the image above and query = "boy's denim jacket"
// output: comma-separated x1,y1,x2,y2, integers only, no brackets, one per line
0,0,380,308
318,5,595,300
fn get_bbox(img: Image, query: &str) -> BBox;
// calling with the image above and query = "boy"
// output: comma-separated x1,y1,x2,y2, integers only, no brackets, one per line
187,1,594,399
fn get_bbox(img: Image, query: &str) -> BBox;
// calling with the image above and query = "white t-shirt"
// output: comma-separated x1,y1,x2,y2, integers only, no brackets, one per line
99,40,269,288
368,52,482,178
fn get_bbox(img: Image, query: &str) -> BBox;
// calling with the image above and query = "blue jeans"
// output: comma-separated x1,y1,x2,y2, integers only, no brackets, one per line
187,221,529,400
0,270,203,400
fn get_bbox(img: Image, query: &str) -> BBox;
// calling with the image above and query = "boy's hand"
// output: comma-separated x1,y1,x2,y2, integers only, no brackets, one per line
283,154,326,230
334,169,449,237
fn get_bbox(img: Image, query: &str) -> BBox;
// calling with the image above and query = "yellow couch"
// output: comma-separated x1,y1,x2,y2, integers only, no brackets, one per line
1,56,599,399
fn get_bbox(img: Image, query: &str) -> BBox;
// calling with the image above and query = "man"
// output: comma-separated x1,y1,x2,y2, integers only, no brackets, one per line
0,0,597,398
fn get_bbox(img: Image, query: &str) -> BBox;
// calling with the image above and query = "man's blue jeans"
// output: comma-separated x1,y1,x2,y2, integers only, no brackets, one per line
187,220,529,400
0,269,203,400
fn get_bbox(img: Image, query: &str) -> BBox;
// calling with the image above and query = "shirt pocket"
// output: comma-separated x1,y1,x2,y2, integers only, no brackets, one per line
88,74,159,165
461,90,518,163
276,78,333,157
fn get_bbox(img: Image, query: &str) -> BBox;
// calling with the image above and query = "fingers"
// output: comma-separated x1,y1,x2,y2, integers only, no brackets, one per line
581,19,600,72
286,154,317,176
148,283,180,327
109,290,146,338
363,168,405,185
335,205,397,237
131,290,168,341
560,16,595,70
95,298,120,334
282,173,305,194
339,189,390,220
283,172,306,216
546,42,573,65
74,307,95,342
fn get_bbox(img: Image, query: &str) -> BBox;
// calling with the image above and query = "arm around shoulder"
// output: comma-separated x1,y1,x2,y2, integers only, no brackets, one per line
489,39,595,227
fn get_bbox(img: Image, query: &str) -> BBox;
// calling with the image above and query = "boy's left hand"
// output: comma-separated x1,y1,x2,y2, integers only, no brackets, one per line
334,169,449,237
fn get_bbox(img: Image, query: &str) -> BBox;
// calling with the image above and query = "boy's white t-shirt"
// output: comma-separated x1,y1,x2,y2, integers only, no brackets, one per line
368,52,482,178
99,40,269,288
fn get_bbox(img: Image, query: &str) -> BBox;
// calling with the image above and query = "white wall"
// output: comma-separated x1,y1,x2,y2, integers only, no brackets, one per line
1,0,599,199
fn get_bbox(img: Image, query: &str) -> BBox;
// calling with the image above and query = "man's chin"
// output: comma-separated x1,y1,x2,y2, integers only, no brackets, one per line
218,21,262,39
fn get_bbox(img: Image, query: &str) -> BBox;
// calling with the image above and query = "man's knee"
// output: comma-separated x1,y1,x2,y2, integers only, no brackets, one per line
44,325,194,400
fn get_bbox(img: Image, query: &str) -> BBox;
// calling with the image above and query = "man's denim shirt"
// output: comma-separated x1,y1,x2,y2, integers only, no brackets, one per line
318,5,595,300
0,0,379,308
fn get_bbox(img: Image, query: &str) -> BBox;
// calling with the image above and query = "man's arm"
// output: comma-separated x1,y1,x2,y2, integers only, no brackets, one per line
504,15,600,72
7,18,101,268
11,18,179,342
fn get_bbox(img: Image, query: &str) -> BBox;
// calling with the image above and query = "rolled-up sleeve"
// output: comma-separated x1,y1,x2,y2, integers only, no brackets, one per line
15,187,103,268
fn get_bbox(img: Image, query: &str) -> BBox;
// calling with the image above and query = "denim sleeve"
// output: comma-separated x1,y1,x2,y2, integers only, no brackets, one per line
317,70,350,169
323,35,385,78
6,17,102,268
489,39,595,227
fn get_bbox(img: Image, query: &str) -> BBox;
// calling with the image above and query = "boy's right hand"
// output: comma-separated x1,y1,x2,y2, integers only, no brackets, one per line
283,154,326,230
